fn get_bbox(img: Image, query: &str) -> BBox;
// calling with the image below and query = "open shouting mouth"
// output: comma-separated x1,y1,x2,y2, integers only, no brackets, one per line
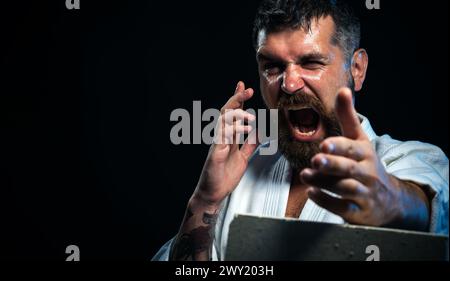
285,106,325,142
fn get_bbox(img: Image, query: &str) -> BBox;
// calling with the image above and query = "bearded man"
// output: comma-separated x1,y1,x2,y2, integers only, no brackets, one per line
153,0,448,261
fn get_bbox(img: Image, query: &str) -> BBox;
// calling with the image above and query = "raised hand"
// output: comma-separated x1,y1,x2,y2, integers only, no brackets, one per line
193,81,259,205
170,81,259,261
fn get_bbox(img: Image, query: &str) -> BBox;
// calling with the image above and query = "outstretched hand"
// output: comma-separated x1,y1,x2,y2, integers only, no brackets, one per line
300,88,429,229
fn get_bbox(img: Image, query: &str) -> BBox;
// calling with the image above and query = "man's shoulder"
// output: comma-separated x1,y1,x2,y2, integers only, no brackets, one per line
361,114,447,161
372,134,448,171
373,134,446,157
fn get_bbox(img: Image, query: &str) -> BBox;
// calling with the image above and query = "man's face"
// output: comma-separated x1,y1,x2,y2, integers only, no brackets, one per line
256,16,353,170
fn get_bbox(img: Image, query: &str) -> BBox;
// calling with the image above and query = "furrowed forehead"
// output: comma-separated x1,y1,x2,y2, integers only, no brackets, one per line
256,16,337,59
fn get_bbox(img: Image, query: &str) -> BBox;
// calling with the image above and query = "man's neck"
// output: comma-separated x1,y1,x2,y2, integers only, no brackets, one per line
285,168,310,218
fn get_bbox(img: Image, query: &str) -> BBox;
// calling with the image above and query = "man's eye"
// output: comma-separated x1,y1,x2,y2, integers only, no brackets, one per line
303,61,324,69
263,64,283,75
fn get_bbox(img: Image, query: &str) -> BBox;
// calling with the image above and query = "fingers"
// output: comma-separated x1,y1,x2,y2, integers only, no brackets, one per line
310,153,364,181
223,109,255,125
216,110,255,144
320,136,370,161
301,169,369,198
214,82,256,146
215,121,253,145
301,169,369,210
308,187,360,220
221,81,254,112
335,88,367,141
240,129,260,160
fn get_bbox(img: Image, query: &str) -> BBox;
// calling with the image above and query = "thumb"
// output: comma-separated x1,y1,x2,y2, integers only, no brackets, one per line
335,87,367,140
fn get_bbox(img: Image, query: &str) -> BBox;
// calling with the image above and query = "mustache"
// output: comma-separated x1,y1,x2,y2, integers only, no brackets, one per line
277,92,327,116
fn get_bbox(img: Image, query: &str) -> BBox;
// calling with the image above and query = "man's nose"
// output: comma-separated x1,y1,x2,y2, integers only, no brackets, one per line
281,65,305,95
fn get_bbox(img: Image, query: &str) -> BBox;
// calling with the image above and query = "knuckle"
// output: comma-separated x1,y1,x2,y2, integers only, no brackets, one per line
366,198,375,210
348,162,359,178
347,143,356,156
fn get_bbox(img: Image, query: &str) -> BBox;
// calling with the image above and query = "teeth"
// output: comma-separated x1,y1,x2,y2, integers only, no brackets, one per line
298,130,316,136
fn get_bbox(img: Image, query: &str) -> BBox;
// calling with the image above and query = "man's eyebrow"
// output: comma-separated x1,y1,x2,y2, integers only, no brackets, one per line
299,52,330,62
256,51,330,63
256,52,280,62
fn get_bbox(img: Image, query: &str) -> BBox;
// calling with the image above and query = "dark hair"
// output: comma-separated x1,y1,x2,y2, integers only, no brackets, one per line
253,0,361,62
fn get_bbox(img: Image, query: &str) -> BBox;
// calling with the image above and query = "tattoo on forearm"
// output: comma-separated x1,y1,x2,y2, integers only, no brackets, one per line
170,209,219,261
202,211,218,225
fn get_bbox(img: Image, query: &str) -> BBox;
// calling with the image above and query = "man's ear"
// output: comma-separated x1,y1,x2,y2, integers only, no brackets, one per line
351,49,369,92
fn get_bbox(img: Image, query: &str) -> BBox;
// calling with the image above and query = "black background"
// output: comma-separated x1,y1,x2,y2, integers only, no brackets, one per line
1,0,448,260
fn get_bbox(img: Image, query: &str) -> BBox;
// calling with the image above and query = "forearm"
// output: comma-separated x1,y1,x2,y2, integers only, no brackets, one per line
388,176,431,232
169,194,220,261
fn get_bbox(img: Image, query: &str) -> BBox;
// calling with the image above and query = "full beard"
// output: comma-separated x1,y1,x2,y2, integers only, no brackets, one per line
278,93,342,172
